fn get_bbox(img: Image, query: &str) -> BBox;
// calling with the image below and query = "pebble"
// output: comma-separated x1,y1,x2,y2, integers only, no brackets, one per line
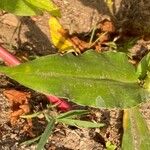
1,13,19,27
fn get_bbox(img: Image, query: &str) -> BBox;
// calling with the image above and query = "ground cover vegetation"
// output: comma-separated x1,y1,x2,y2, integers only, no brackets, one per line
0,0,150,149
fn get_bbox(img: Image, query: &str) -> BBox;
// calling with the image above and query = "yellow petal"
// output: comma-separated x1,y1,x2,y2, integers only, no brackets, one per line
49,17,75,53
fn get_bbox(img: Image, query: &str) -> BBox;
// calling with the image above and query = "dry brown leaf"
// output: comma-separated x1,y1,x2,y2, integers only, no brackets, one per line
3,89,31,124
100,20,115,33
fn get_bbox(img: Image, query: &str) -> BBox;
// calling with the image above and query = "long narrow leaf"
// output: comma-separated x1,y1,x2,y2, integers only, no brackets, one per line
57,110,88,119
0,51,148,108
137,52,150,79
57,118,104,128
122,107,150,150
20,135,41,146
37,118,55,150
20,112,42,119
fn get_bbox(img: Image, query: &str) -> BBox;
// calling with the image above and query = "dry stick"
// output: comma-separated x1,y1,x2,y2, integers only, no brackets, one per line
89,24,97,47
0,46,71,111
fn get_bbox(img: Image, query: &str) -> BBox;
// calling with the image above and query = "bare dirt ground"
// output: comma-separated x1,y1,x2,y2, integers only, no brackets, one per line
0,1,150,149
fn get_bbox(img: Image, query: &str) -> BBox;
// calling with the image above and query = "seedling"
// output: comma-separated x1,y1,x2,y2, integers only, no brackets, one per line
21,107,104,150
106,141,117,150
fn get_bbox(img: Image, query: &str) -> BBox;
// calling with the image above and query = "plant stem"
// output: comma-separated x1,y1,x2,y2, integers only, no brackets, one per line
0,45,71,111
0,46,20,66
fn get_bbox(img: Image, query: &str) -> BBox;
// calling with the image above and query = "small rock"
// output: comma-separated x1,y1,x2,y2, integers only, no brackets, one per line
1,13,19,27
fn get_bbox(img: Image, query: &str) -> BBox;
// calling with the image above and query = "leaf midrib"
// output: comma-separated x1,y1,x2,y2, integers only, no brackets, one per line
9,71,138,84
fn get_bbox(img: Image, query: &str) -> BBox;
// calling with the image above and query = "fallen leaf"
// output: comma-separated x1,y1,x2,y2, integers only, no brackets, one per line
3,89,30,104
70,36,88,52
100,20,115,33
3,89,31,124
49,17,75,53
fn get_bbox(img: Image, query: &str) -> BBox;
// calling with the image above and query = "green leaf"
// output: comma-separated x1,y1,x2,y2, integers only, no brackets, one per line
106,141,117,150
122,107,150,150
137,52,150,79
21,112,42,119
20,135,41,146
37,118,55,150
25,0,60,17
57,110,88,119
57,118,104,128
0,51,147,108
0,0,60,16
0,0,41,16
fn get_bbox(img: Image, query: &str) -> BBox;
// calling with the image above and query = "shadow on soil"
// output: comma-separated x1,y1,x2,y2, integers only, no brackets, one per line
18,17,56,56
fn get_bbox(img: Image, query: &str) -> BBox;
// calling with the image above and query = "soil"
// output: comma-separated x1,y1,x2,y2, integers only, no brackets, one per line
53,0,150,35
0,1,150,150
0,12,56,57
53,0,111,34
